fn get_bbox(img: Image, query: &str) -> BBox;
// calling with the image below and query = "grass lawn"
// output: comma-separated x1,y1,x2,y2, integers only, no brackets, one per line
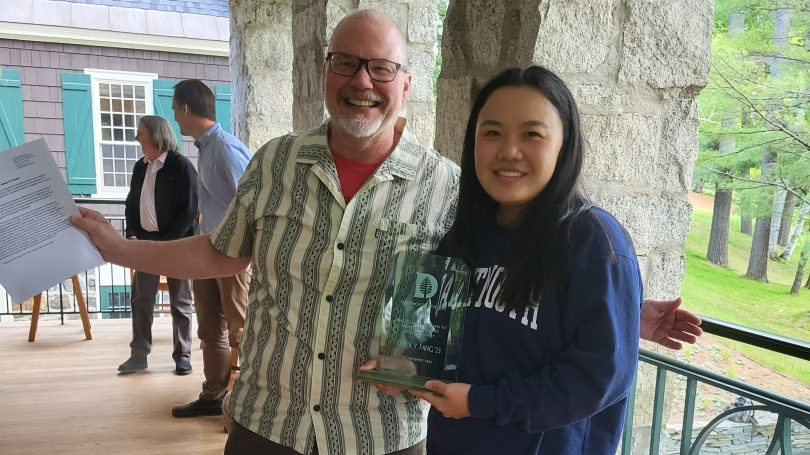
680,206,810,385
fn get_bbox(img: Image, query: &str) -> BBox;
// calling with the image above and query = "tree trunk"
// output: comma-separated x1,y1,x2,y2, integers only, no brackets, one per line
771,9,790,77
769,188,786,258
747,216,771,282
740,167,753,235
778,191,796,246
746,150,776,282
707,189,732,266
791,242,810,294
729,13,744,39
694,179,704,193
781,201,810,260
806,269,810,289
708,68,738,266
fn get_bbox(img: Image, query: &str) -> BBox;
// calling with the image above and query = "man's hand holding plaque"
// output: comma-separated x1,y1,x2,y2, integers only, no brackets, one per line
357,251,470,394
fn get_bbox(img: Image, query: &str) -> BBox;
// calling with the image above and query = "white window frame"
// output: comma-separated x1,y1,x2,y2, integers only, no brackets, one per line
84,69,158,199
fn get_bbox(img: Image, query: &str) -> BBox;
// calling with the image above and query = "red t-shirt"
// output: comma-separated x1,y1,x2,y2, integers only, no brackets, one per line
331,151,384,202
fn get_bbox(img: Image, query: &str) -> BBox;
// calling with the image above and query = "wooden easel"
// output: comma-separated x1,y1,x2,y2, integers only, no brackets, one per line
28,275,93,342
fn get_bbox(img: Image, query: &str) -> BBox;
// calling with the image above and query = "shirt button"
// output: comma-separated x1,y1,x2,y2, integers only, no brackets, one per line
337,242,345,250
325,295,333,303
318,353,325,360
313,405,321,412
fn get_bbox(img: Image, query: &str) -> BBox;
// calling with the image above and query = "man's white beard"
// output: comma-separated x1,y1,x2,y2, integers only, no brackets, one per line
333,113,384,138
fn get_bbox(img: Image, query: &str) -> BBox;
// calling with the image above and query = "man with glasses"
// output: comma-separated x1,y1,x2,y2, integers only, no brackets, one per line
71,8,701,455
73,9,453,455
211,11,453,454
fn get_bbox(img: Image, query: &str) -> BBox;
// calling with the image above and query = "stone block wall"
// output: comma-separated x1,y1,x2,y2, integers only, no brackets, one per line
435,0,711,298
232,0,438,150
229,0,295,151
662,416,810,454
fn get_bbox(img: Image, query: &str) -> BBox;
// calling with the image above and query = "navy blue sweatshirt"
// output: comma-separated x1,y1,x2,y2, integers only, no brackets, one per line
427,209,642,455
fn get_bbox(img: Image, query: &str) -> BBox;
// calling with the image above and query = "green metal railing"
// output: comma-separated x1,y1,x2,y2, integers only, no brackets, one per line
623,316,810,455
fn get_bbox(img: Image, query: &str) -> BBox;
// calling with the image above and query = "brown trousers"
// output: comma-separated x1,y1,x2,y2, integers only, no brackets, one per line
224,421,426,455
193,270,250,400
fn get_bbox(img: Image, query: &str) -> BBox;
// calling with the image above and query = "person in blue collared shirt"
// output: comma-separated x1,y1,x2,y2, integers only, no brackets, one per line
169,79,252,418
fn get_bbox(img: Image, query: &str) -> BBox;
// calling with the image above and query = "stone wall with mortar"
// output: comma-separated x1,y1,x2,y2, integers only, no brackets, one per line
230,0,295,151
662,416,810,454
434,1,712,453
232,0,438,148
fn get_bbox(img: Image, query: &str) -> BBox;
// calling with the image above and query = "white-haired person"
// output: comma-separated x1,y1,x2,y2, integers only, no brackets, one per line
118,115,198,376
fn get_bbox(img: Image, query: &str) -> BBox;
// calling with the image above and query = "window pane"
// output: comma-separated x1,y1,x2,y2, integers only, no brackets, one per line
127,160,136,172
114,145,124,158
113,114,123,127
101,114,111,127
104,174,114,186
111,84,122,97
100,98,110,111
99,83,110,97
135,86,145,100
103,159,113,172
125,115,134,128
112,99,122,112
115,174,127,187
135,100,146,114
102,128,112,141
114,129,123,141
114,160,125,172
102,144,113,157
125,129,135,141
126,146,138,158
124,100,134,113
123,85,133,98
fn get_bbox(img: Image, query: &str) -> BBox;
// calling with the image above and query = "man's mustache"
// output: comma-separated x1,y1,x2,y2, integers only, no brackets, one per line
341,91,384,103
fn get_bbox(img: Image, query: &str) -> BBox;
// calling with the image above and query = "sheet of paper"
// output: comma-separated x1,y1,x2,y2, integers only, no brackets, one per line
0,139,106,303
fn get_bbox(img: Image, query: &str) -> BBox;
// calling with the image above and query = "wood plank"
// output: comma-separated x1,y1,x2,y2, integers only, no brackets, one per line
0,318,228,454
71,275,93,340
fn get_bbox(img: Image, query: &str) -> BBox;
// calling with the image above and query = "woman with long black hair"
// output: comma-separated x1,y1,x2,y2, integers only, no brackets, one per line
410,66,645,454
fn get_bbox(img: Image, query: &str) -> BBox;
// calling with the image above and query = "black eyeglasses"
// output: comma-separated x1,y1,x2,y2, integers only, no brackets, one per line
326,52,407,82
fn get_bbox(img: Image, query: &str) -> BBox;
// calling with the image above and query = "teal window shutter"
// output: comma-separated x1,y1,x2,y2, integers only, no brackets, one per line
0,69,24,152
152,79,183,144
61,73,96,195
215,84,232,134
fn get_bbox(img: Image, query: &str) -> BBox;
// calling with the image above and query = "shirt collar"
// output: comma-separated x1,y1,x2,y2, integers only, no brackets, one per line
295,117,420,181
144,151,169,165
194,123,221,150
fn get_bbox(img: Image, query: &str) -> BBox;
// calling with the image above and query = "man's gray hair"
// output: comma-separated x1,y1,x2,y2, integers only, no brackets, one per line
138,115,179,153
329,9,409,67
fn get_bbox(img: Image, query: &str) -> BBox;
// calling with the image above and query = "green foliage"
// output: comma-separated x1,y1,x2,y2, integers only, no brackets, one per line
696,0,810,209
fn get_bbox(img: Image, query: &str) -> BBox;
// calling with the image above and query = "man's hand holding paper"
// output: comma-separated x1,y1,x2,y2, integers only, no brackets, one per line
0,139,106,303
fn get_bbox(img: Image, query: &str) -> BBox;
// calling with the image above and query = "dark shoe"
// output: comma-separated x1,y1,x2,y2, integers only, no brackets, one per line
175,359,193,376
172,397,224,418
118,356,147,374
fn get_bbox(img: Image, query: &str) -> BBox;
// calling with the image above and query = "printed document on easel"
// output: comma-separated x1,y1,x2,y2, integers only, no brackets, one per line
0,139,105,303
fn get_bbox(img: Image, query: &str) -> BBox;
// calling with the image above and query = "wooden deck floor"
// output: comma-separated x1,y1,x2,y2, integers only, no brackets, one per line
0,318,228,454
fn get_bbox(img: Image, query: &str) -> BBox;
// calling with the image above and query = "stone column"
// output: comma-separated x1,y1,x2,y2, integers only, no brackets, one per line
290,0,438,144
435,0,713,453
230,0,294,151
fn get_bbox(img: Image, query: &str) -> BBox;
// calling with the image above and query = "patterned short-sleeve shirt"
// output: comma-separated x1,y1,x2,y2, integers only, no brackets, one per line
210,118,460,455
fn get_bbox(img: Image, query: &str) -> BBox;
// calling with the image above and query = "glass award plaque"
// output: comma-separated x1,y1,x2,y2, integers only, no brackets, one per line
358,251,470,393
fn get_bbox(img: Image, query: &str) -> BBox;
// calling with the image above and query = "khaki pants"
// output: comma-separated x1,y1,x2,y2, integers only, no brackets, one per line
193,270,250,400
